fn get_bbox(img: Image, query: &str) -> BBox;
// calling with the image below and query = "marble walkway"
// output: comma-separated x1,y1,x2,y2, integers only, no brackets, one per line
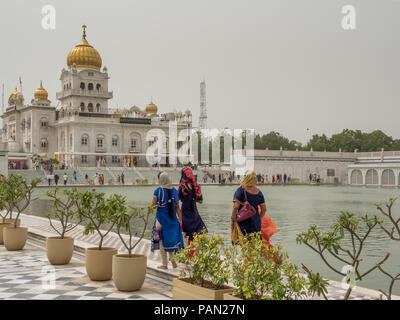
0,241,172,300
0,214,397,300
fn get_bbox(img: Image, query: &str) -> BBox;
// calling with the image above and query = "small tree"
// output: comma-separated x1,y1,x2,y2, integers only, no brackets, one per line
225,232,323,300
375,198,400,300
46,188,82,238
113,205,154,256
175,233,230,290
0,181,10,223
0,175,41,228
296,212,389,300
77,191,126,250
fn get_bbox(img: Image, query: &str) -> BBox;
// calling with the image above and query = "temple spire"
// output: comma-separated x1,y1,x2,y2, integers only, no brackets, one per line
82,24,87,40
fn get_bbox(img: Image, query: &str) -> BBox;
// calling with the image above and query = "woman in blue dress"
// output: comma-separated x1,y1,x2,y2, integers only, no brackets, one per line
178,167,207,244
231,171,266,236
151,171,184,269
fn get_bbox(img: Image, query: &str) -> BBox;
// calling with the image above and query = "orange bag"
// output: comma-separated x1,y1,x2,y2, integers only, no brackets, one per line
261,214,277,248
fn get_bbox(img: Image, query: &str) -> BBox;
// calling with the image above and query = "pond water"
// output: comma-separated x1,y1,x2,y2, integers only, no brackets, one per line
26,184,400,296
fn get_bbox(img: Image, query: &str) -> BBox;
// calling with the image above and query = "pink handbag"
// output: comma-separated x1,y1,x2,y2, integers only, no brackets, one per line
236,188,257,222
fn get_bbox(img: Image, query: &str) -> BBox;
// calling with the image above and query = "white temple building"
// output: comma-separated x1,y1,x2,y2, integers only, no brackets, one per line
1,25,192,169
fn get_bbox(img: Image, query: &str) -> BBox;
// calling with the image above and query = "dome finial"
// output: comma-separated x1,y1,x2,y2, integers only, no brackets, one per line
82,24,87,40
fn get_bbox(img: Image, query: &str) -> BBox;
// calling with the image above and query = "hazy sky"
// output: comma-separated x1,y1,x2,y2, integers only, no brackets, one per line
1,0,399,143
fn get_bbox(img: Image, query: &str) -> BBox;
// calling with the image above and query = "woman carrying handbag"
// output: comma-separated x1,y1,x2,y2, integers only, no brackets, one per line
231,171,266,240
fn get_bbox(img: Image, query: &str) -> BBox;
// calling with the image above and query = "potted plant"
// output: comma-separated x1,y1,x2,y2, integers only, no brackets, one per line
45,188,82,265
0,176,21,228
1,175,41,251
0,192,12,245
224,232,325,300
77,191,124,281
173,233,233,300
112,205,154,291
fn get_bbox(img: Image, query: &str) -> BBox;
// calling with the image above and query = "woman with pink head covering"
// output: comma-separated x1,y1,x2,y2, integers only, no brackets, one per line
178,167,207,243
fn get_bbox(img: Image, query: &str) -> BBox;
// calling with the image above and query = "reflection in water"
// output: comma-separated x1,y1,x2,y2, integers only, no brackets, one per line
24,185,400,295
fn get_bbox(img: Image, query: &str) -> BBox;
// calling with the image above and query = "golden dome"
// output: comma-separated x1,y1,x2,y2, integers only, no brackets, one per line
11,87,20,98
34,81,48,100
112,110,122,119
67,25,102,70
145,101,158,115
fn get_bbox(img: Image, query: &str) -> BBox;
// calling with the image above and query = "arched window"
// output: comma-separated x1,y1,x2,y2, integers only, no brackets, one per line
88,83,94,91
80,103,85,112
40,117,48,128
88,103,93,112
81,134,89,146
129,132,141,151
112,135,119,147
96,104,100,112
96,135,105,150
96,83,101,91
80,82,85,90
40,138,48,149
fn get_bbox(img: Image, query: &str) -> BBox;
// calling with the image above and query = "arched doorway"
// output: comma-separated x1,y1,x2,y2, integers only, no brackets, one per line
350,170,363,185
365,169,378,185
381,169,395,186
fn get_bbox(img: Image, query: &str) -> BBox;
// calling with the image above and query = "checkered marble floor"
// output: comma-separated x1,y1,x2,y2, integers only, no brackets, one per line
311,286,374,300
0,241,376,301
0,243,172,300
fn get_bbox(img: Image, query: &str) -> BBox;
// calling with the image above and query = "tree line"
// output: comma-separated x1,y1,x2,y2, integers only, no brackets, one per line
254,129,400,152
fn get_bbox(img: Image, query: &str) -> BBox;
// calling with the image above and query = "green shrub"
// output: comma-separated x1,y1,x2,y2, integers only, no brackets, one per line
225,232,322,300
46,187,82,238
113,205,154,256
77,191,126,250
296,211,386,299
0,175,41,227
175,233,230,290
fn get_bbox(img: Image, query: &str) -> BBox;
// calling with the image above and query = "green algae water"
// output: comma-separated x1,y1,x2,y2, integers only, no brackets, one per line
27,184,400,296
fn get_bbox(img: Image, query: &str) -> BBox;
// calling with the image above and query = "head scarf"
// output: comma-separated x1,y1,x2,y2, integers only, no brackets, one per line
240,171,257,187
179,167,202,196
159,171,172,189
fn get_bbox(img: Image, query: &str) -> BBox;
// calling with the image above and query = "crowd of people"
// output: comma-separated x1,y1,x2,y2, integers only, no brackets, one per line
8,161,23,170
309,173,321,184
201,171,294,186
256,173,292,184
46,171,79,186
151,168,277,269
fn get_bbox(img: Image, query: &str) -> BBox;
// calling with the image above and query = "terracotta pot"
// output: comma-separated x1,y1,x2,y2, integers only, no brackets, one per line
46,237,74,265
113,254,147,291
0,223,13,245
3,227,28,251
4,219,21,227
173,278,234,300
85,247,117,281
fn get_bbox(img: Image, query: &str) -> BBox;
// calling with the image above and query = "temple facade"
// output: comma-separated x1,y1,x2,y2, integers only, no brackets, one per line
1,26,192,169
